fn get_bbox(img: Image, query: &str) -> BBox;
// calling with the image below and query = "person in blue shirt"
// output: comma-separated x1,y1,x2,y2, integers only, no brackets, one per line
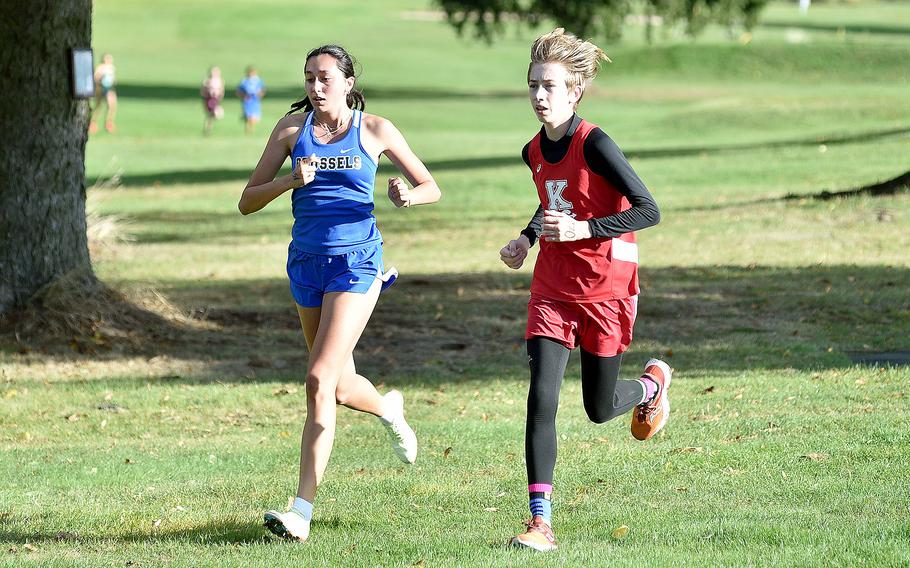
237,65,265,134
238,44,442,544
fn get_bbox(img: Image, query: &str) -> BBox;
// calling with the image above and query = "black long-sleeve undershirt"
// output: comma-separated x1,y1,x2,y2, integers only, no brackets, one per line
519,115,660,247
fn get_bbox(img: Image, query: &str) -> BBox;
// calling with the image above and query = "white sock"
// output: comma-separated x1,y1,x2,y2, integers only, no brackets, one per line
379,395,400,424
291,497,313,521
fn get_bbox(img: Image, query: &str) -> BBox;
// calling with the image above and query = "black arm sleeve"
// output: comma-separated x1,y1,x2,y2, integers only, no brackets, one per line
519,142,543,247
583,129,660,239
520,206,544,247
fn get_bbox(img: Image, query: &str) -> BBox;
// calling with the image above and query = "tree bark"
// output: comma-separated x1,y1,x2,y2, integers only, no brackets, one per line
0,1,93,313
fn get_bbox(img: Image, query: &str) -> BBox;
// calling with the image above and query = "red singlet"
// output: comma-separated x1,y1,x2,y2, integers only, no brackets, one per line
527,119,640,303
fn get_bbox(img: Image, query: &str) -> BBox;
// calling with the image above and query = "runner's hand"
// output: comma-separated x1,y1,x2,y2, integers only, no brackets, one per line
291,153,317,188
388,177,411,208
541,209,590,242
499,235,530,269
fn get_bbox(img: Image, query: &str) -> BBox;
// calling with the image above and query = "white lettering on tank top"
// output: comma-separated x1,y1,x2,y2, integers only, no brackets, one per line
545,179,573,214
296,155,362,171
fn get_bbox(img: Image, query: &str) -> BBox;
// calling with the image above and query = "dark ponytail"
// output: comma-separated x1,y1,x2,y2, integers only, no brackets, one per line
286,44,365,116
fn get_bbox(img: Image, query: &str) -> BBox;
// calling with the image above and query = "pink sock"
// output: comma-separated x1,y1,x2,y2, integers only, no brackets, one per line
639,375,659,404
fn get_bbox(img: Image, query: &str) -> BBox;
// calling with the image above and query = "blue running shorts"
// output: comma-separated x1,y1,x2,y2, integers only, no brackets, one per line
287,243,397,308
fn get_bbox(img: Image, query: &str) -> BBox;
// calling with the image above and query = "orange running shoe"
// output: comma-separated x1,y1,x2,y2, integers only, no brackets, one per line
510,516,557,552
631,358,672,441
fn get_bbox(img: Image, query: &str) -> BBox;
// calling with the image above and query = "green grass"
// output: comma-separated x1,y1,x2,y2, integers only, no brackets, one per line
3,0,910,566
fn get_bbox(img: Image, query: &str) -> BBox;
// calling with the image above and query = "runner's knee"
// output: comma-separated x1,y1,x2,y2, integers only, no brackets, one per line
305,367,338,403
334,383,352,406
583,399,623,424
527,386,559,423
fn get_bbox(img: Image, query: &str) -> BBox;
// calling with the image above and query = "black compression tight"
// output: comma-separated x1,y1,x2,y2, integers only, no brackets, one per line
525,336,645,485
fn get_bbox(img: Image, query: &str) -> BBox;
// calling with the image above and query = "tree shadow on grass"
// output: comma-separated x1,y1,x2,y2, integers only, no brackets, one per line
113,124,910,188
673,167,910,214
0,517,349,546
3,266,907,382
621,125,910,160
759,21,910,37
115,155,523,188
116,83,523,102
122,208,518,245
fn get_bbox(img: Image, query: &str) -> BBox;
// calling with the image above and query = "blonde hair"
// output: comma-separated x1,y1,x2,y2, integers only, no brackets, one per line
529,28,610,91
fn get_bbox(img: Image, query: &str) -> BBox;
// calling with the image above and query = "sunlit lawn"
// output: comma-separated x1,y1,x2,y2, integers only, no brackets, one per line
2,0,909,566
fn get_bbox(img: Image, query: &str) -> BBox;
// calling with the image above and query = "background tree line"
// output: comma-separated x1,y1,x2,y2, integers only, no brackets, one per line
433,0,769,43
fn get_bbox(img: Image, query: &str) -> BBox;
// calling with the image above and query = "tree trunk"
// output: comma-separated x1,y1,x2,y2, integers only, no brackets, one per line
0,1,93,313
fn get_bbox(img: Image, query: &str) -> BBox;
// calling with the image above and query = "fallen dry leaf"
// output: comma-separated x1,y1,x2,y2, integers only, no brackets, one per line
691,414,720,422
700,386,715,395
801,453,829,462
443,447,452,459
672,447,703,454
611,525,629,539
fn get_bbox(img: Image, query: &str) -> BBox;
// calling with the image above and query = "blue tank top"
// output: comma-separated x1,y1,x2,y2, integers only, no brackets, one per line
290,109,381,255
238,76,264,99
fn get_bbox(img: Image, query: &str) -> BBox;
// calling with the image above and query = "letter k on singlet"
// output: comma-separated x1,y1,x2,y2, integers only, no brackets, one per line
545,179,572,212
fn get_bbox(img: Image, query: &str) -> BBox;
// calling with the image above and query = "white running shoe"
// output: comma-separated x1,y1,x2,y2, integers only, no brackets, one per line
263,509,310,542
379,390,417,464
